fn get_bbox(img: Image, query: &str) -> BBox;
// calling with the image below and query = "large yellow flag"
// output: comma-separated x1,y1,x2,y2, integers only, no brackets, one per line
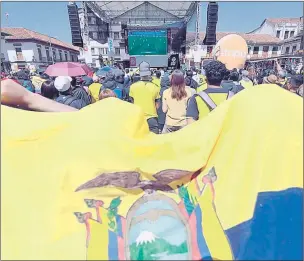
1,85,302,260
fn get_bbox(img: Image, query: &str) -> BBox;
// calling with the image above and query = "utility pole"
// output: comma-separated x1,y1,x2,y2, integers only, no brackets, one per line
195,2,200,46
49,36,55,64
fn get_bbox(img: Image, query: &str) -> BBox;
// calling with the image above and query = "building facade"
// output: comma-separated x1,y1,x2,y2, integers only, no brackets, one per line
185,17,303,63
249,18,302,41
1,28,79,71
71,2,195,67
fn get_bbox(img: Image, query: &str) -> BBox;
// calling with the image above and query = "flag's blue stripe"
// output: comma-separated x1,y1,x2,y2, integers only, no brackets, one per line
108,230,118,260
226,188,303,260
194,206,212,260
116,215,123,238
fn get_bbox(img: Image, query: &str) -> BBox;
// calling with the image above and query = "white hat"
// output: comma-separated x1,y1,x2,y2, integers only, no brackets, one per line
54,76,72,92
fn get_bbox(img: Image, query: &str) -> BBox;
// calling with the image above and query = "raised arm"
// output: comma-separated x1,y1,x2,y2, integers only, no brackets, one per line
1,79,78,112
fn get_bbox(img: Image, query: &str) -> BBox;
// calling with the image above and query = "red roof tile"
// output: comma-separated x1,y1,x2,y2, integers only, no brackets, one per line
1,27,79,52
266,18,302,24
186,32,281,45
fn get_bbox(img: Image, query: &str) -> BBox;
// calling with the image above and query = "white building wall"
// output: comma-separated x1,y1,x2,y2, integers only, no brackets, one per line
252,21,275,36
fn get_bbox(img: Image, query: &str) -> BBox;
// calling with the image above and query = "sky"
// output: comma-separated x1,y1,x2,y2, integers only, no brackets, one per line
1,1,303,44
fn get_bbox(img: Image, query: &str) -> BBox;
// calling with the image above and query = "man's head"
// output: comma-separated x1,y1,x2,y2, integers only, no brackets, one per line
125,68,129,74
186,70,193,78
139,61,151,77
114,69,125,84
203,60,228,86
229,71,240,82
263,74,278,84
54,76,72,93
155,71,161,79
287,75,304,92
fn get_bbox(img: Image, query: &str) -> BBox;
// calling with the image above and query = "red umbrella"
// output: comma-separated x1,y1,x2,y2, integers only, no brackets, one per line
45,62,93,77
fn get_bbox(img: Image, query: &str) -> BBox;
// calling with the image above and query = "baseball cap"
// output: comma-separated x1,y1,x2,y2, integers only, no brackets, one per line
139,61,151,77
263,74,278,84
54,76,72,92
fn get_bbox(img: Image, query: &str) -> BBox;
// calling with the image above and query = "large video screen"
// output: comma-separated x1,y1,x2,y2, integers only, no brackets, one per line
128,30,168,55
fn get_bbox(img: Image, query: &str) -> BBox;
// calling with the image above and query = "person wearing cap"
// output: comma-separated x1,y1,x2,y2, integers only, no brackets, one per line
263,74,278,85
89,75,102,103
277,70,287,88
286,75,304,94
239,70,254,89
54,76,87,109
152,71,161,88
128,61,161,134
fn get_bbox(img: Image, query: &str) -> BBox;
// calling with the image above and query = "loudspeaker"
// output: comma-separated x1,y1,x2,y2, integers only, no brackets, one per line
203,2,218,46
67,3,83,48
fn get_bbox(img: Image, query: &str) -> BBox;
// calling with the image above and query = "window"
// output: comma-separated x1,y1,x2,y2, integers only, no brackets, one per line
285,47,290,54
115,48,120,55
52,49,57,61
37,45,42,61
276,30,281,38
290,31,295,37
59,50,63,61
91,48,95,55
292,45,297,53
114,32,120,40
93,32,98,39
45,47,50,61
65,52,68,61
284,31,289,39
102,48,108,55
272,46,278,52
263,46,269,52
15,47,23,60
90,17,96,25
253,46,259,54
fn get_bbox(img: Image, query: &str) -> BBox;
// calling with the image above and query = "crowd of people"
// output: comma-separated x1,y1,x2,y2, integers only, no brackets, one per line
1,58,303,134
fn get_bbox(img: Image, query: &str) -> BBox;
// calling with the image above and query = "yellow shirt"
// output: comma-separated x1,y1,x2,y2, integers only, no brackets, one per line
163,86,194,126
31,76,47,92
240,79,254,89
152,77,161,88
129,80,160,119
187,88,231,120
89,82,102,102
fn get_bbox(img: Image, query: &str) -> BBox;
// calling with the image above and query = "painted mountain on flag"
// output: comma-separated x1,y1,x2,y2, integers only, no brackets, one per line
130,231,188,260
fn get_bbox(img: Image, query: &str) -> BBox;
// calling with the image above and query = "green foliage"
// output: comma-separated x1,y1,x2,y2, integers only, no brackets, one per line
130,238,188,260
109,197,121,210
178,185,194,215
107,197,121,232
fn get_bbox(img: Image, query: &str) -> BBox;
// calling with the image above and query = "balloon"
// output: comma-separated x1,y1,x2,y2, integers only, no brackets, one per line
212,34,248,70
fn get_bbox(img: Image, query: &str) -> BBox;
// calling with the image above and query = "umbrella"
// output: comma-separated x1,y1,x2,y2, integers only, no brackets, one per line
45,62,93,77
95,66,112,77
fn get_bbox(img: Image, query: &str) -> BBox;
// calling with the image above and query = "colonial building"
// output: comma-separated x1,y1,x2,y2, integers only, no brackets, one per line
186,17,303,63
1,27,79,71
186,32,282,61
249,17,302,41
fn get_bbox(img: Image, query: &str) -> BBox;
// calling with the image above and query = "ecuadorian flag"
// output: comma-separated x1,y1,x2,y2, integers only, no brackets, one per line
1,84,302,260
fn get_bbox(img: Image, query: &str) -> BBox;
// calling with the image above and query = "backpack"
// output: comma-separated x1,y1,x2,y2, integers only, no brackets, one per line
59,95,78,106
193,90,235,111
